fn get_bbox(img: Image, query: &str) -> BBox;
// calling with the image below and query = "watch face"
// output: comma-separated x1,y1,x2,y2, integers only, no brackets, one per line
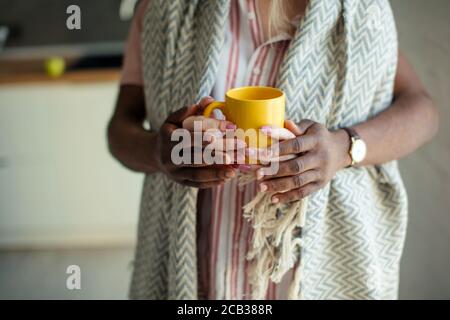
351,139,367,163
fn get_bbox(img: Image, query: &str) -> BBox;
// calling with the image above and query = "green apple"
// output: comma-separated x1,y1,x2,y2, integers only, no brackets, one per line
45,57,66,78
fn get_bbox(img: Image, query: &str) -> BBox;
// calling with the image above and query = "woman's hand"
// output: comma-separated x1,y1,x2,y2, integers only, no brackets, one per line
153,97,244,188
254,120,352,203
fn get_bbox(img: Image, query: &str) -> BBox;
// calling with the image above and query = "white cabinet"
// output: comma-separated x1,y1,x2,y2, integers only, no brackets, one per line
0,81,142,248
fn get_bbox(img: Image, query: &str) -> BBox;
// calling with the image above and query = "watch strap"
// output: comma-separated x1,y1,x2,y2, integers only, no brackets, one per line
343,127,360,141
342,127,360,167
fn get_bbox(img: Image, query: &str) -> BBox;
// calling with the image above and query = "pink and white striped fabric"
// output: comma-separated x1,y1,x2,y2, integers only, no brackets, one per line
121,0,297,300
200,0,295,300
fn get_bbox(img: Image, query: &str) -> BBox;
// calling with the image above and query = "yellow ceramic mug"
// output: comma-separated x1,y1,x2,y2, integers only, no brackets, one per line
203,86,285,148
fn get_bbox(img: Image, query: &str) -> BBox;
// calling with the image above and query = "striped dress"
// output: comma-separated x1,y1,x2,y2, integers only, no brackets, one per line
198,0,297,300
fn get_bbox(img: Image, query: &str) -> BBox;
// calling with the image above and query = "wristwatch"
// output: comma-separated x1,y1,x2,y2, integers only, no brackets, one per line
343,127,367,167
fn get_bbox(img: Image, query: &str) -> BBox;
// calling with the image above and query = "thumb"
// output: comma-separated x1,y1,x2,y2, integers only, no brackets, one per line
198,96,215,109
288,119,316,135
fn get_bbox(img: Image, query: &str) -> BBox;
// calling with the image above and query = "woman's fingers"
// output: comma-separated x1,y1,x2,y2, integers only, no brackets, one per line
246,134,316,162
266,119,318,157
238,164,260,172
295,119,316,135
183,133,244,150
259,119,315,140
260,126,296,140
180,147,235,167
176,166,236,183
257,153,317,180
276,134,317,157
166,104,201,126
284,120,303,136
179,96,236,131
271,182,320,203
171,131,246,168
180,180,226,189
246,147,296,164
182,115,235,131
198,96,215,109
208,138,246,151
178,143,247,167
258,170,320,193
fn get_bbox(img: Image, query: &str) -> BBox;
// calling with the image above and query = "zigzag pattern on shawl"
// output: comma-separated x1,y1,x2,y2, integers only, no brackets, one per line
275,0,407,299
132,0,231,300
131,0,407,300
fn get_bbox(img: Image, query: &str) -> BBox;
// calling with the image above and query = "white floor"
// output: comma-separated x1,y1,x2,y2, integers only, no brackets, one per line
0,247,134,300
1,246,449,299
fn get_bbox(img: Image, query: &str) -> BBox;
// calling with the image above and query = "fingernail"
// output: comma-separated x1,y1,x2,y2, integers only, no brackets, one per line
272,196,279,203
259,183,268,192
260,126,272,134
226,124,237,130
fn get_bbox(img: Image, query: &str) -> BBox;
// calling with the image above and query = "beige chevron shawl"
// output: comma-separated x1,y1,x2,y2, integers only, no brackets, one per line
130,0,408,300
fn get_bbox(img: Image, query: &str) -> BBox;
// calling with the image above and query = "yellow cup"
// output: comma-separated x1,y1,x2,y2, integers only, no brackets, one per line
203,86,285,148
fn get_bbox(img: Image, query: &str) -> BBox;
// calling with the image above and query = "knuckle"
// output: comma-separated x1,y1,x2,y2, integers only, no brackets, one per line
296,188,305,199
263,180,272,190
292,138,302,153
315,170,323,182
286,190,299,202
272,182,283,192
279,142,289,155
296,158,304,172
289,159,301,174
280,162,290,175
294,175,303,187
278,179,288,191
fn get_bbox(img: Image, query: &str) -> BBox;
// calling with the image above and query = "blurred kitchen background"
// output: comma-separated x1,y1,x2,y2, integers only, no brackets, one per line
0,0,449,299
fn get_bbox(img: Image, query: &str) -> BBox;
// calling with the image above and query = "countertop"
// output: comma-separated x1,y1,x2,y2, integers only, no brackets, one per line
0,57,121,85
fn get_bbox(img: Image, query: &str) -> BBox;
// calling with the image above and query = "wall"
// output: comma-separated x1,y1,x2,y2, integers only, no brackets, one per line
390,0,450,299
0,0,129,48
0,81,142,248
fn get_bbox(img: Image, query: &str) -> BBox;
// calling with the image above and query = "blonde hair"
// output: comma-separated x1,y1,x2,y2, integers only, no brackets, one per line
268,0,296,38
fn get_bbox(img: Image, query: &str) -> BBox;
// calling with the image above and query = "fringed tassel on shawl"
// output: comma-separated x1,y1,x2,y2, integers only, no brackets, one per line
239,172,308,300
